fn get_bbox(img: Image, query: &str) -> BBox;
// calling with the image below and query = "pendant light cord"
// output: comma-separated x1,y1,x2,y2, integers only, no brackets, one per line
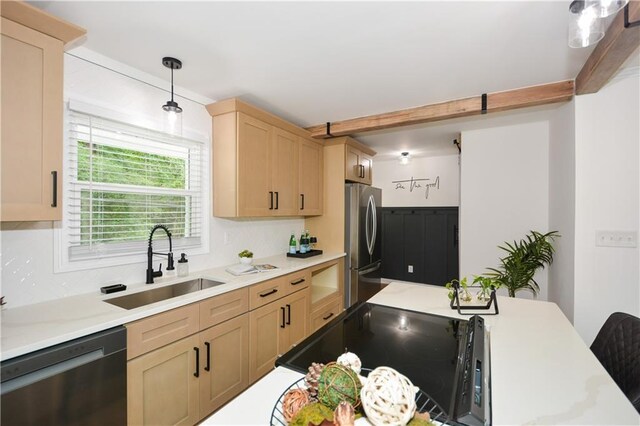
65,51,206,106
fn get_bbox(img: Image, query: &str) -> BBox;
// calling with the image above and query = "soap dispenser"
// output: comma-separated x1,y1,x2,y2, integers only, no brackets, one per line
177,253,189,277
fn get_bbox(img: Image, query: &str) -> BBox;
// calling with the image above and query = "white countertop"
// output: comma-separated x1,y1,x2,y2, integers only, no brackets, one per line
204,281,639,425
0,252,345,361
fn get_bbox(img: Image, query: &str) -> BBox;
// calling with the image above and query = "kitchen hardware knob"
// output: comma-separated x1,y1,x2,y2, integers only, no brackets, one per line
259,288,278,298
291,278,305,286
280,307,286,328
275,191,279,210
322,312,334,321
204,342,211,372
269,191,274,210
300,194,304,210
286,304,291,325
193,347,200,377
51,171,58,208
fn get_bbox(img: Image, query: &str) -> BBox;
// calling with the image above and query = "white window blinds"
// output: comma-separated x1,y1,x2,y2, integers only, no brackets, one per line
66,111,203,261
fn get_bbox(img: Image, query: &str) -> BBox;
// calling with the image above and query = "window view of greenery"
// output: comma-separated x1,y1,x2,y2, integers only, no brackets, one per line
77,141,190,244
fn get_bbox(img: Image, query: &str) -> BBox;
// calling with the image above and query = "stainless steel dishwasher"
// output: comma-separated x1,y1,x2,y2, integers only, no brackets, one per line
1,326,127,425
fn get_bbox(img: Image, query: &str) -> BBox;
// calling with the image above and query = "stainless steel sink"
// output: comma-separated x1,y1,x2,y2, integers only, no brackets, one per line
104,278,225,310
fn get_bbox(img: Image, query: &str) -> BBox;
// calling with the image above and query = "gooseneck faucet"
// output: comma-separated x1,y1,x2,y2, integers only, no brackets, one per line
146,224,175,284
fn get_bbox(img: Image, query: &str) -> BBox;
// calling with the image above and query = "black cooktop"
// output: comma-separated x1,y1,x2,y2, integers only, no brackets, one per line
276,302,468,415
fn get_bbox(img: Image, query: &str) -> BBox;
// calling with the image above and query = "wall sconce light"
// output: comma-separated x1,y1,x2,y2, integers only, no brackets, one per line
399,152,410,165
162,57,183,135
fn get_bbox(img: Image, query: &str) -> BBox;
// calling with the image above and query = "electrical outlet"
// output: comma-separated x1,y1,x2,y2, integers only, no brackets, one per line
408,265,413,273
595,230,638,248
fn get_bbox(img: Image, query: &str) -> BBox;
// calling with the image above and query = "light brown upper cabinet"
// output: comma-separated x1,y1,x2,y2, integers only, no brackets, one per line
207,98,323,218
0,2,85,222
345,141,374,185
298,137,323,216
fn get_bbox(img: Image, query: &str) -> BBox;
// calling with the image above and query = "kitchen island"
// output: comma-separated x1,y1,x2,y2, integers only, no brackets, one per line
204,281,639,425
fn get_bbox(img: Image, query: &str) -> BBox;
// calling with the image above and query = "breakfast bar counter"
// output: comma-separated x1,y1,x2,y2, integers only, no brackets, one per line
203,281,639,425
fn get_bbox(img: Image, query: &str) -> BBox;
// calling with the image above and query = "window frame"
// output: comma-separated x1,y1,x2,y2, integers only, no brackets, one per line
55,100,210,273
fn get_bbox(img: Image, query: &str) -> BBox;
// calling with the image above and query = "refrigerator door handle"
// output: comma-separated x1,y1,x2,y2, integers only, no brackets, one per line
366,195,375,256
371,195,377,253
365,196,372,255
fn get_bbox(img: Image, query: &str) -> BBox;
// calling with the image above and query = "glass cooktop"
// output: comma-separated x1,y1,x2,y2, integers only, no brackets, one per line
276,302,468,414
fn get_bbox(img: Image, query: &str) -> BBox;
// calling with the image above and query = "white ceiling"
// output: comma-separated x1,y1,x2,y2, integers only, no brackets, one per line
33,1,602,158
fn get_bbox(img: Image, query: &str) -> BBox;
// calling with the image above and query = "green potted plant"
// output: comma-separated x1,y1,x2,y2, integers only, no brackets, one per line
445,276,500,303
485,230,559,298
445,277,473,302
238,249,253,265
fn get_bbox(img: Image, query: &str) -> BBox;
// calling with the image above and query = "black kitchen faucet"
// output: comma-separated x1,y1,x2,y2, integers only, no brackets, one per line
146,224,175,284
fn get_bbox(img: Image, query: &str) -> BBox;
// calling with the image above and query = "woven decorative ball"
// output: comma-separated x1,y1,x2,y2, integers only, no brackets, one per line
281,388,311,422
337,352,362,375
317,362,362,410
360,366,417,426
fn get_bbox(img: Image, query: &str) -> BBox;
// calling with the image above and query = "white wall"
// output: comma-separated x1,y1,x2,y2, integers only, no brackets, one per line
548,100,576,322
573,73,640,344
372,154,459,207
0,49,304,309
460,121,550,301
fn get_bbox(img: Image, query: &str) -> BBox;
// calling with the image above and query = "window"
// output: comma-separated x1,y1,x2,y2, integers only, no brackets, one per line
63,110,204,263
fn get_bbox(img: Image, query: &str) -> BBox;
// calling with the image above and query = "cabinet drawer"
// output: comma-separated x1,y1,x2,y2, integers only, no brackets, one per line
126,303,200,360
249,277,285,310
199,287,249,329
311,297,341,333
282,269,310,296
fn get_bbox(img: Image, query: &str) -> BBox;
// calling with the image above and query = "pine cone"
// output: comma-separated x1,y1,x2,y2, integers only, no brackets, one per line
305,362,325,398
333,401,355,426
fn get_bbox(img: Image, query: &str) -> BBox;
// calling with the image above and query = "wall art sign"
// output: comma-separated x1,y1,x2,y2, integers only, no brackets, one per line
391,176,440,199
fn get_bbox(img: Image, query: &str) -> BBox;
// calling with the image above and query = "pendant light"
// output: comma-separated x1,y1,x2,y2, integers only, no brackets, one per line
162,57,183,135
568,1,605,48
588,0,628,18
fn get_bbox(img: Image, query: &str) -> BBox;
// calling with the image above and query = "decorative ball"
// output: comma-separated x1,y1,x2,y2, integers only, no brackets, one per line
333,401,356,426
305,362,325,399
281,388,311,422
288,402,334,426
318,362,362,410
337,352,362,375
360,366,417,426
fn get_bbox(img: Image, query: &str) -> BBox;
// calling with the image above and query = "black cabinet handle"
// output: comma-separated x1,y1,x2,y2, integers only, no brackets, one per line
454,225,459,248
193,347,200,377
269,191,274,210
259,288,278,298
204,342,211,372
300,194,304,210
291,278,305,286
275,191,279,210
280,307,286,328
51,171,57,208
322,312,334,321
286,304,291,325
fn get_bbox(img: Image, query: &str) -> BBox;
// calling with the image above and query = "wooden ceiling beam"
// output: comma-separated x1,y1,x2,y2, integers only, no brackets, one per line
575,1,640,95
306,80,575,138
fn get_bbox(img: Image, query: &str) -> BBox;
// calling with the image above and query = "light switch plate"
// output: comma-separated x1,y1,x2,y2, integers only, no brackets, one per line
408,265,414,273
595,230,638,248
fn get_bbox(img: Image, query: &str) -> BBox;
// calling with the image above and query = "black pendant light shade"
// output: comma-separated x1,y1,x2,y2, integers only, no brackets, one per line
162,57,183,114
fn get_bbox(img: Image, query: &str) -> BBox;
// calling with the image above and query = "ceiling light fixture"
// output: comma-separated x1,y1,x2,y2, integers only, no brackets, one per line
568,0,605,48
400,152,410,165
162,57,183,134
589,0,628,17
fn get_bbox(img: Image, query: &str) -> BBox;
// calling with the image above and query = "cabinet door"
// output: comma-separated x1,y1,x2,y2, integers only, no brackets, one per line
248,301,286,383
237,112,272,216
360,153,373,185
127,335,200,426
271,127,299,216
345,145,361,182
199,314,249,418
298,138,323,216
1,18,63,221
283,287,310,348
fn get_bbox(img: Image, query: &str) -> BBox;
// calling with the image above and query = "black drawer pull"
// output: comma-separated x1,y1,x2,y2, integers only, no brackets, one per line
322,312,334,321
51,171,58,208
269,191,274,210
280,306,286,328
286,304,291,325
259,288,278,298
204,341,211,372
275,191,279,210
193,347,200,377
290,279,305,286
300,194,305,210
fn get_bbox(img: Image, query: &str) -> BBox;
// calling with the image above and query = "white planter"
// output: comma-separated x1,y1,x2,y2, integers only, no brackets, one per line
239,257,253,265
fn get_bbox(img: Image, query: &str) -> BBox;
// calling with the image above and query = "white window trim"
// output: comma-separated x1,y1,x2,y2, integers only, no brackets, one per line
54,100,210,273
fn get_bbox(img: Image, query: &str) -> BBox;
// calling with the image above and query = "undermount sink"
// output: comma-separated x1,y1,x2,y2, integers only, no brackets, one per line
104,278,225,310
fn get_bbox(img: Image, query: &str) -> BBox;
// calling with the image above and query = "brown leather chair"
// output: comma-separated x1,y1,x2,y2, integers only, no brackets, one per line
590,312,640,414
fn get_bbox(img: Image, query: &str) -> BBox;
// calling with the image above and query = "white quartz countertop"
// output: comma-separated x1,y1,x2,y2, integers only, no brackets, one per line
0,252,345,361
204,281,639,425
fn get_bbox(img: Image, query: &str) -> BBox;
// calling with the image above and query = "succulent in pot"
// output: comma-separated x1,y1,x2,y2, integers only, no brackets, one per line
238,249,253,265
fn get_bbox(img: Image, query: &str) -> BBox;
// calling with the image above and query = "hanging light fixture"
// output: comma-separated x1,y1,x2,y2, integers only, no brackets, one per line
568,0,605,48
588,0,628,18
399,152,410,165
162,57,183,135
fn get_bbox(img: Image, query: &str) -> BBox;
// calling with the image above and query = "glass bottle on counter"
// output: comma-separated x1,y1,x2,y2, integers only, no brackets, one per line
289,233,297,254
299,232,307,254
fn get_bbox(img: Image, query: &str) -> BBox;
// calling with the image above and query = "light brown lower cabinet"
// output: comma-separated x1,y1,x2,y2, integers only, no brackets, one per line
248,287,310,383
127,314,249,425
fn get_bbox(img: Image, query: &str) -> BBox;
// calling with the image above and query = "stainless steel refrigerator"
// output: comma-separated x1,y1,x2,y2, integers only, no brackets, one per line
345,183,383,308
